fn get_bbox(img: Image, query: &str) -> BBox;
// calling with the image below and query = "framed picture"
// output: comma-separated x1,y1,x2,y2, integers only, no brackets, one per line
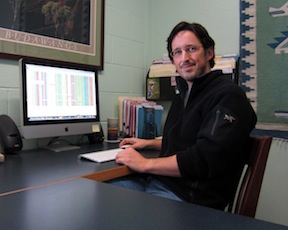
0,0,105,70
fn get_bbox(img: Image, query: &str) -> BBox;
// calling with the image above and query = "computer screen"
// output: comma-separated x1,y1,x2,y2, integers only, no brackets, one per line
19,57,101,141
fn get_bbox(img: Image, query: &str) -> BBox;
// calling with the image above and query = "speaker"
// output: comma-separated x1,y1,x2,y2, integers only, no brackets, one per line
87,125,104,144
0,114,23,154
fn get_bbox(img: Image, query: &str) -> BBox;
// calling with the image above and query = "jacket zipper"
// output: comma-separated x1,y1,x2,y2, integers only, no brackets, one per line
211,110,221,135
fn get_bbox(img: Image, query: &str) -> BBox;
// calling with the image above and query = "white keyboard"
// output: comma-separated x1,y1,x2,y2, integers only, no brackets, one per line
79,148,124,163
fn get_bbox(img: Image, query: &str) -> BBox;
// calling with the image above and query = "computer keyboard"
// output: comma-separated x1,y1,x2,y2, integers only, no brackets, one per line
79,148,124,163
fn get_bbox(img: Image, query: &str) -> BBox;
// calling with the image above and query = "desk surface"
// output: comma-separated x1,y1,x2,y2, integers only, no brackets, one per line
1,178,287,230
0,143,120,194
1,144,287,229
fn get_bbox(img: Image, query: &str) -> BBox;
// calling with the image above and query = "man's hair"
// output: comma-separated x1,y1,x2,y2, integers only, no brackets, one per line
167,22,215,68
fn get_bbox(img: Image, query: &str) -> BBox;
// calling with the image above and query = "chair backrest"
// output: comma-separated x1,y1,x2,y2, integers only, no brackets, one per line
234,136,272,217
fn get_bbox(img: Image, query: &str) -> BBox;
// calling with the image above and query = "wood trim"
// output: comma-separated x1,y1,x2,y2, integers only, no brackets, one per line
0,166,133,197
0,176,81,197
81,165,134,182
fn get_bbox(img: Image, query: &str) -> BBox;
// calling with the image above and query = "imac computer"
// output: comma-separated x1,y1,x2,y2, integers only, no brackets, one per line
19,57,101,151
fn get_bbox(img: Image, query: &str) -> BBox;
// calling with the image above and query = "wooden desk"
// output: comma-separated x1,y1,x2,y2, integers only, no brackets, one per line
81,164,133,182
1,178,287,230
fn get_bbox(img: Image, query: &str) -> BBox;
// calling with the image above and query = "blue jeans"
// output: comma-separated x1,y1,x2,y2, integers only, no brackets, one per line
108,175,184,202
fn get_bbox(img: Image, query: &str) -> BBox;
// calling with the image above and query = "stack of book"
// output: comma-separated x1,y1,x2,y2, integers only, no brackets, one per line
118,97,163,139
212,54,238,74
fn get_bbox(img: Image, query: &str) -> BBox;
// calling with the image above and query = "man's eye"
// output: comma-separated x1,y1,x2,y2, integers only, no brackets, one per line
187,46,196,52
174,50,182,56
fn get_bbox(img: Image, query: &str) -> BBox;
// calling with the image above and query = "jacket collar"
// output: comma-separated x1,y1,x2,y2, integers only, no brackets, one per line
176,70,223,99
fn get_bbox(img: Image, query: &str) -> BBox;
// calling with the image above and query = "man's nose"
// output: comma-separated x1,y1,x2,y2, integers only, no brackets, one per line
180,49,191,60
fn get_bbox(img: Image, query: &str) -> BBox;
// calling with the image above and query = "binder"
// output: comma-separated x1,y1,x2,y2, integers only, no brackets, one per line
136,103,163,139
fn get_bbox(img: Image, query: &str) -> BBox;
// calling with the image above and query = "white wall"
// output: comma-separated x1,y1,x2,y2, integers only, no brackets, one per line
99,0,151,134
149,0,240,59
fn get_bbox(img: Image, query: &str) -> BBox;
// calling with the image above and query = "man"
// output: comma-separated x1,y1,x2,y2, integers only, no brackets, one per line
109,22,257,210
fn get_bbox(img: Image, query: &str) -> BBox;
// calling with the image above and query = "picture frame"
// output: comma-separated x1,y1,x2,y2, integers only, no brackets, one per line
0,0,105,70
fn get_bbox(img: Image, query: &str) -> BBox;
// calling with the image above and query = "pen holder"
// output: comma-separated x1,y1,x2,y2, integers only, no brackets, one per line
107,118,119,140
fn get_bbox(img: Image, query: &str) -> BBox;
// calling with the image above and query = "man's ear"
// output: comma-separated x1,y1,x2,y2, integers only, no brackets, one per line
206,47,214,61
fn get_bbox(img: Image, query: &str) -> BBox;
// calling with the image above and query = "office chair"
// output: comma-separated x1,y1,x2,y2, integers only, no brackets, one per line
229,136,273,218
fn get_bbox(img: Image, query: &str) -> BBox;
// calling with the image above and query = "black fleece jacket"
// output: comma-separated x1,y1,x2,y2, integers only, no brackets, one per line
156,70,257,210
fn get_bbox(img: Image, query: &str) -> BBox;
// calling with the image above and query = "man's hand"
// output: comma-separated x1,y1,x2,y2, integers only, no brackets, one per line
115,147,149,173
116,148,181,177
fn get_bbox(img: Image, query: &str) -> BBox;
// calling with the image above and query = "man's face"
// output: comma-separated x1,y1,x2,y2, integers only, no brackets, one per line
171,30,214,83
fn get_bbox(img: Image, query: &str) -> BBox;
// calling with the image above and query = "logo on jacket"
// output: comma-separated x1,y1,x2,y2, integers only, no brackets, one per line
224,114,235,123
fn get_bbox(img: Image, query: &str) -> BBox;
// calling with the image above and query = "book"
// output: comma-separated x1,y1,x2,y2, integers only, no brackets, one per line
136,103,163,139
148,63,180,78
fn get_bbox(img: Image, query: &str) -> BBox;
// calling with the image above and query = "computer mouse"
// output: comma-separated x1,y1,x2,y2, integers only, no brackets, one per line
120,144,132,149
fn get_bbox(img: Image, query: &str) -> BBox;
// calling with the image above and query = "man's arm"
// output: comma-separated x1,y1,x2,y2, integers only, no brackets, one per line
119,138,162,150
144,154,181,177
